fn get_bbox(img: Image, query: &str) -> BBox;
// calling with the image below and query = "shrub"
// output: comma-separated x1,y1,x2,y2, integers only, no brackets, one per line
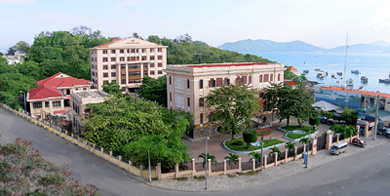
309,116,320,126
243,129,258,148
232,140,244,145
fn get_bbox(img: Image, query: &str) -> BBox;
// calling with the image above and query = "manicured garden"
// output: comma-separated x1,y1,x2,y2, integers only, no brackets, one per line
224,137,284,152
282,125,316,140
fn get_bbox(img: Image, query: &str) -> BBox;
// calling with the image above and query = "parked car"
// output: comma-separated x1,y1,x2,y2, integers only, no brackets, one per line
351,138,367,148
385,128,390,138
330,142,348,155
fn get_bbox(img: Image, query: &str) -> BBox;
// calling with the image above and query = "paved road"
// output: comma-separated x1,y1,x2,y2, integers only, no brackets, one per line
1,107,390,196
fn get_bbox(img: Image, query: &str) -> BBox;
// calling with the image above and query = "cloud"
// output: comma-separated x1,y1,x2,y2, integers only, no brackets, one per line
0,0,35,5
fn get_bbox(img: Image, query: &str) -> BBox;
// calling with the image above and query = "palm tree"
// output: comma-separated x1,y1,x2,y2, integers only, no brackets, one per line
285,142,296,157
198,153,217,168
249,151,262,166
224,153,239,169
268,146,281,161
300,137,309,152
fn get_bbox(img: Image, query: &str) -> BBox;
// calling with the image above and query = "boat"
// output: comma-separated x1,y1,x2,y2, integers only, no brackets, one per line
314,68,322,72
359,85,365,90
346,78,354,86
331,74,336,78
337,72,342,76
351,70,360,74
324,71,329,76
379,78,390,84
360,76,368,83
303,70,309,74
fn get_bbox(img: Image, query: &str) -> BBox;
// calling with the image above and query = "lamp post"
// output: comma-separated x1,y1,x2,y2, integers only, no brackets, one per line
20,91,26,112
205,136,209,190
148,149,151,182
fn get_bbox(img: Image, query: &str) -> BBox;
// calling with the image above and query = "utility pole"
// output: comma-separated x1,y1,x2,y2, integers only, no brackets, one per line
148,150,151,182
205,137,209,190
374,95,379,140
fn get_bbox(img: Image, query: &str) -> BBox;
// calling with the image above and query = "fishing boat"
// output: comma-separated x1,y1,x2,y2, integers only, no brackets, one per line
360,76,368,83
331,73,336,78
303,70,309,74
346,78,354,86
337,72,342,76
379,78,390,84
314,68,322,72
351,70,360,74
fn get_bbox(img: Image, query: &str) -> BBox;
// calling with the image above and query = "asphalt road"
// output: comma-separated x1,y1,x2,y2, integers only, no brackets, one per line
1,107,390,196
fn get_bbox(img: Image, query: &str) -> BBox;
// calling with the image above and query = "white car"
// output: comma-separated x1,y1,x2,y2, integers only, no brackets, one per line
385,128,390,138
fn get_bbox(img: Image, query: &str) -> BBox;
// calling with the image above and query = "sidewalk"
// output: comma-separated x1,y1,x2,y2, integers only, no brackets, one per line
151,136,388,192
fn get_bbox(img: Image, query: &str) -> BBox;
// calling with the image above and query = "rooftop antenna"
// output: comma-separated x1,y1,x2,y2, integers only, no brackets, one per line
343,33,349,88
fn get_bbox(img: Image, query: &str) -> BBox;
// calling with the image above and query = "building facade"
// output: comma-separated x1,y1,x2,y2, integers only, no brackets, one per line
166,62,285,138
90,37,168,92
71,89,108,133
27,72,92,119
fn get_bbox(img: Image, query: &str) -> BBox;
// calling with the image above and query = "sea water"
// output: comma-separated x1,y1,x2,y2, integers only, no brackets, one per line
248,52,390,93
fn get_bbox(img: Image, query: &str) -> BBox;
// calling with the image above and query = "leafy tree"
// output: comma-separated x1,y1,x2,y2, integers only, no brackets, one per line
206,84,261,139
243,129,258,148
138,76,167,107
102,81,123,95
309,116,320,127
198,153,217,168
224,153,239,169
299,138,309,152
249,151,262,165
330,124,358,138
268,146,281,161
340,106,358,125
147,35,161,44
284,67,306,87
285,142,296,156
0,138,100,195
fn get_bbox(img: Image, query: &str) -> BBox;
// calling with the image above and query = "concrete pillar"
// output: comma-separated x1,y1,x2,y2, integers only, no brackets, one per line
284,150,288,163
191,158,196,177
208,159,212,174
118,156,122,167
336,134,340,143
274,153,278,166
238,157,242,172
312,136,318,155
128,161,132,172
175,163,179,178
109,151,112,162
263,155,268,169
364,124,369,138
157,163,162,180
100,147,104,156
294,146,298,160
223,160,227,175
71,133,74,143
140,165,143,177
326,131,333,150
252,159,256,171
92,144,96,154
356,125,360,139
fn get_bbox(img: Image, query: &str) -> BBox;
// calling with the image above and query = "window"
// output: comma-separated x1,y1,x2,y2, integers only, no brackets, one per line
103,65,108,70
111,72,116,77
83,88,87,90
84,108,91,113
33,102,42,108
131,49,135,53
270,74,273,82
158,70,162,75
150,48,154,53
150,64,155,68
150,56,155,60
143,70,148,76
120,49,124,54
111,64,116,69
103,57,108,62
150,71,155,75
158,48,162,52
111,57,116,62
131,57,136,61
45,102,49,107
64,99,70,107
259,75,263,83
174,94,184,109
200,113,203,124
103,50,107,54
158,63,162,67
142,56,147,61
128,64,140,69
224,78,230,86
199,79,203,89
158,56,162,60
187,79,190,89
175,78,184,90
121,64,126,69
209,79,215,88
169,93,172,101
264,74,269,82
216,78,223,87
278,73,281,81
111,50,116,54
187,97,190,107
169,76,172,85
121,79,126,84
52,101,61,107
120,57,125,61
199,98,204,107
142,49,146,53
66,89,70,95
103,73,108,77
249,75,252,84
128,72,141,76
236,76,246,84
127,57,130,61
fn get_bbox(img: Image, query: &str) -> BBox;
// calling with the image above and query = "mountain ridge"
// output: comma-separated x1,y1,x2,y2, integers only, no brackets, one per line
218,39,390,54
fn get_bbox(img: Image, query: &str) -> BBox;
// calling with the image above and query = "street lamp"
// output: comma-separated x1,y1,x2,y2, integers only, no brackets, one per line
205,136,209,190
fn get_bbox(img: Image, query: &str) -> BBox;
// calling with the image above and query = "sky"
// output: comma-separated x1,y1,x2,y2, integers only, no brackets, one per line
1,0,390,53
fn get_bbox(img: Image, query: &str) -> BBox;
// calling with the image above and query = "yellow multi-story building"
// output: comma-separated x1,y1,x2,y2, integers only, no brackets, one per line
166,62,285,138
90,37,167,92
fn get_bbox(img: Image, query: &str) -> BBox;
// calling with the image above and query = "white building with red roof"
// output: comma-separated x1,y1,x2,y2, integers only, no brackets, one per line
90,37,167,93
166,62,285,138
27,72,92,119
287,66,299,75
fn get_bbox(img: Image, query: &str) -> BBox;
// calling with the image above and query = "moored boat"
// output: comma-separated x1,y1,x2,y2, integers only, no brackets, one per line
337,72,342,76
351,70,360,74
360,76,368,83
346,78,354,86
303,70,309,74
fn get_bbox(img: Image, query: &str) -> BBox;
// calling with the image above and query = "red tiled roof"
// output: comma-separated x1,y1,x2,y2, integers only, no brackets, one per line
285,80,298,86
54,110,67,114
319,86,390,98
94,38,122,48
287,66,298,72
37,72,90,88
187,62,268,68
29,85,64,100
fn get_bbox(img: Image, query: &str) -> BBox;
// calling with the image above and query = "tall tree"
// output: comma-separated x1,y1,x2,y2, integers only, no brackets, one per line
138,76,167,107
102,81,123,95
206,84,261,139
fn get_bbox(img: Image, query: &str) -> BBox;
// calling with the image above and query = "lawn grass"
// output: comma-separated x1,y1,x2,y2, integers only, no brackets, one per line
285,133,306,139
282,125,315,140
225,138,284,152
258,130,271,135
